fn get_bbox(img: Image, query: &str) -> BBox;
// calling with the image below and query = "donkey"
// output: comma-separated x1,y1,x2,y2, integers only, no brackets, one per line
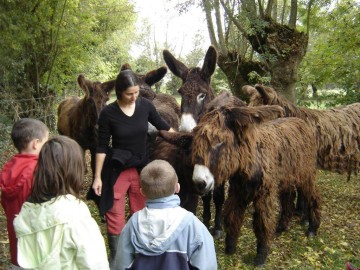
190,105,321,266
57,74,115,176
163,45,217,132
162,46,224,237
243,84,360,217
243,84,360,179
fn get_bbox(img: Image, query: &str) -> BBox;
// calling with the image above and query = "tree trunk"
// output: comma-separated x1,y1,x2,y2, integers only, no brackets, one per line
217,51,266,100
202,0,219,48
209,0,308,102
289,0,297,29
247,16,308,101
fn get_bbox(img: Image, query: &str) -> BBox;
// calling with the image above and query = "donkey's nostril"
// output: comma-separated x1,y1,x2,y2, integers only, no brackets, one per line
197,181,206,190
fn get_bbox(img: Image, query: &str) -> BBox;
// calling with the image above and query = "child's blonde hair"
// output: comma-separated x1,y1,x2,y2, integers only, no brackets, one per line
140,159,178,200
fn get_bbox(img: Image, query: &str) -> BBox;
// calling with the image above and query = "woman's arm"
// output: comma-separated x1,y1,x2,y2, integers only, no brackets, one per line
92,153,106,196
93,105,112,196
147,100,172,131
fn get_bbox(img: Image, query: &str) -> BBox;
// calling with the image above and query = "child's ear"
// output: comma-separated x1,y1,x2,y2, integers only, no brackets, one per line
31,139,39,150
174,183,180,194
140,188,145,197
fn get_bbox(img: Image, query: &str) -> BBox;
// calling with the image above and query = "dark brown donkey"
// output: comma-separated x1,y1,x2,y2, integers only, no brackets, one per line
57,74,115,176
163,46,217,132
160,46,224,238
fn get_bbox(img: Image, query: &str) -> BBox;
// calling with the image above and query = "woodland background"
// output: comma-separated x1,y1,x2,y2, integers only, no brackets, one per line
0,0,359,269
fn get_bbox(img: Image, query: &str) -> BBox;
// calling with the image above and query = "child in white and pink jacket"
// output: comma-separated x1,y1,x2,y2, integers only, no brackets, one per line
14,135,109,270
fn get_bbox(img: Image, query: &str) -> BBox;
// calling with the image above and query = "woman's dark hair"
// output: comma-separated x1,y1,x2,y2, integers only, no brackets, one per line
115,69,139,100
30,135,84,203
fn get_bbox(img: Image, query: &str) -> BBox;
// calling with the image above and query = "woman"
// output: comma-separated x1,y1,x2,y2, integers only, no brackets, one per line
14,135,109,269
92,69,174,267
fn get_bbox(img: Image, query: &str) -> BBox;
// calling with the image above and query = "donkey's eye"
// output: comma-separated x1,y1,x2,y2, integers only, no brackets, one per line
197,93,206,102
212,142,224,150
194,154,204,165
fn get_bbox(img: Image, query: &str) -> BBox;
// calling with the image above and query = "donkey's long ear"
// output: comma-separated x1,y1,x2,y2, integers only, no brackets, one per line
163,50,189,80
158,130,193,150
225,105,284,128
100,79,116,94
200,46,217,81
242,85,257,97
144,66,167,86
77,74,89,98
254,84,272,105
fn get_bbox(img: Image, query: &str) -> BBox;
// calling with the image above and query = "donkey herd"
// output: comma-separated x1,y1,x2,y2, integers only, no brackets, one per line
57,46,360,267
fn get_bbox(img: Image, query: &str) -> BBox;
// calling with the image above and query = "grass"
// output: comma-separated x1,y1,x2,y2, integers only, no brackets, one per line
0,150,359,269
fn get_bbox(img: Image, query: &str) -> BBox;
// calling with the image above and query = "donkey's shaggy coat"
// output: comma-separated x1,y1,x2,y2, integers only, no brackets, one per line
243,84,360,179
57,75,115,175
191,105,321,266
153,91,246,237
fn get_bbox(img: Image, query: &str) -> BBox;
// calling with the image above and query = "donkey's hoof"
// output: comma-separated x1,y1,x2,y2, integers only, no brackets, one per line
254,255,267,268
212,229,223,239
275,225,288,236
306,230,317,238
301,218,309,227
225,245,236,255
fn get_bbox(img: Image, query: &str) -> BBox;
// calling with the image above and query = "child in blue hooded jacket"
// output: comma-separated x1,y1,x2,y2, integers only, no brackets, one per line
115,159,217,270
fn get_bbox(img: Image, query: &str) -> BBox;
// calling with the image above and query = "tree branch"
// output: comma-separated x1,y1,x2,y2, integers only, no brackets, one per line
214,0,227,54
202,0,219,48
306,0,314,36
45,0,67,92
288,0,297,29
219,0,248,38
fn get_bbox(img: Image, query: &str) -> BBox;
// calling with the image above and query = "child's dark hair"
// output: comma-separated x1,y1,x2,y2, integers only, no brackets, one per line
140,159,178,200
30,135,84,203
115,70,139,100
11,118,49,152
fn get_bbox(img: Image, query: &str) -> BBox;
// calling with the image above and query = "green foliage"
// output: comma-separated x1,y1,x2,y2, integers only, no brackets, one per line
212,68,232,94
248,71,271,85
298,0,360,105
0,0,136,124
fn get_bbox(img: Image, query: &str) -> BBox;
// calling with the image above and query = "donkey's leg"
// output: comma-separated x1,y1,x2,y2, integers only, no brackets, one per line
253,187,277,267
276,189,296,234
89,147,96,179
302,181,321,237
180,191,199,215
212,183,225,239
202,191,212,229
224,181,249,255
296,188,309,226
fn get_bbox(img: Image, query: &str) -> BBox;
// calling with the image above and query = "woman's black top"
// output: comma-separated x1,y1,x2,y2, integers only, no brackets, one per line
93,97,171,215
97,97,170,155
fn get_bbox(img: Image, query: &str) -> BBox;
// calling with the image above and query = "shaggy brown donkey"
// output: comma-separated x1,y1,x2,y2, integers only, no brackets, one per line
161,46,228,237
154,91,246,238
163,45,217,132
57,74,115,176
190,105,321,266
243,84,360,179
